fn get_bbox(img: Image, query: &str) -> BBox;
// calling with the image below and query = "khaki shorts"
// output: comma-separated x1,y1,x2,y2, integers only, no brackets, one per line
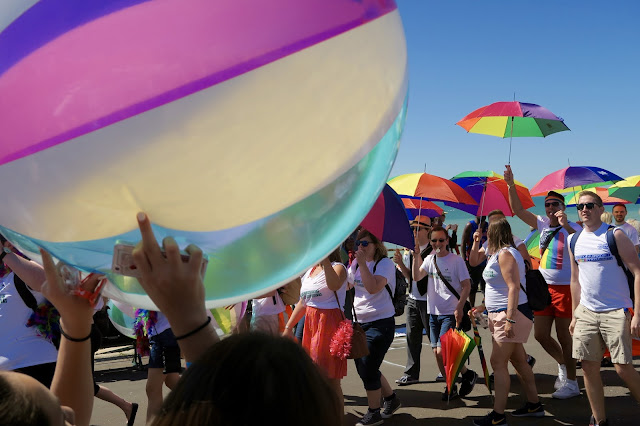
572,304,633,364
488,310,533,343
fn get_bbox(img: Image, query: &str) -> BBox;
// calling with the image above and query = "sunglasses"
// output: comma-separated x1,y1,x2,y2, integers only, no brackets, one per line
576,202,597,211
431,238,446,243
545,201,562,207
355,240,371,247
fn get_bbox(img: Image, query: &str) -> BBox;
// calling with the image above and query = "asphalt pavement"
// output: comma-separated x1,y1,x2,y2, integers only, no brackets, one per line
91,321,639,425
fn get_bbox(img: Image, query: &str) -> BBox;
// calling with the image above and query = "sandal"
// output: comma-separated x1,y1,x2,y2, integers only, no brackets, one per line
127,402,139,426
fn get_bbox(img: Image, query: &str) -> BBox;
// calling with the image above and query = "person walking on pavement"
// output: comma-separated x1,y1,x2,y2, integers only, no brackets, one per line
505,165,581,399
412,226,478,399
568,191,640,426
393,216,436,386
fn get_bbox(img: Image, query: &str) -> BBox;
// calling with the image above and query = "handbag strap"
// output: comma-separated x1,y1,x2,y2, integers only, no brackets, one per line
13,274,38,312
332,291,346,321
433,256,461,300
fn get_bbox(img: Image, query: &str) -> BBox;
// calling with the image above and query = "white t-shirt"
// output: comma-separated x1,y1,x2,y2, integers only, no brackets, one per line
570,223,632,312
0,273,58,370
537,215,582,285
348,257,396,323
616,222,640,246
253,292,285,317
300,262,347,309
403,245,429,301
482,235,524,256
482,247,528,311
420,253,470,315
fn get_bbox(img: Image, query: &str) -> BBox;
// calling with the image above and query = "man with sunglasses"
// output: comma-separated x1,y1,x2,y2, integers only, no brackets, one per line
393,215,434,386
568,192,640,426
505,165,582,400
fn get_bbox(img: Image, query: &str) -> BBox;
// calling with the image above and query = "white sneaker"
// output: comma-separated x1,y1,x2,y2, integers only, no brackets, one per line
552,379,580,399
554,364,567,390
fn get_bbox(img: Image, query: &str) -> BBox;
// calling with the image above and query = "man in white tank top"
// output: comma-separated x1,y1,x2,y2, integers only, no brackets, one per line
568,191,640,426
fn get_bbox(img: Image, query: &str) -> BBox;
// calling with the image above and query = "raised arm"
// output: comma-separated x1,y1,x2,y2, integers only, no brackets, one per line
412,240,428,282
394,249,411,282
132,213,219,364
468,229,486,267
322,257,347,291
504,165,537,228
1,249,46,291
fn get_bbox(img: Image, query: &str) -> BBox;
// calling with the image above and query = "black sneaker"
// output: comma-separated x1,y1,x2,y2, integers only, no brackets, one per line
589,415,609,426
512,401,544,417
459,369,478,397
473,410,508,426
527,354,536,368
381,395,401,419
441,383,459,401
356,409,384,426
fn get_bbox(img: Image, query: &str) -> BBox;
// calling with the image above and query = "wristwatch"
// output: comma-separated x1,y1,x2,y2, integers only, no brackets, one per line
0,247,11,263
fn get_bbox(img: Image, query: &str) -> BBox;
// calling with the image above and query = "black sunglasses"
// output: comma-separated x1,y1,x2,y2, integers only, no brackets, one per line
355,240,370,247
545,201,562,208
431,238,446,243
576,202,597,211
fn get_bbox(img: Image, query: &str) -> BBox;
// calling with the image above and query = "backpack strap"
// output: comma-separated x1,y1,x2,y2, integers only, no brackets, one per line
568,228,583,262
13,274,38,312
540,226,563,255
606,226,626,270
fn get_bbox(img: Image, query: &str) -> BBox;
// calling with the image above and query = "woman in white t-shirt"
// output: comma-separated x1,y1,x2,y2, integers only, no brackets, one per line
470,218,542,426
346,229,401,425
283,248,347,414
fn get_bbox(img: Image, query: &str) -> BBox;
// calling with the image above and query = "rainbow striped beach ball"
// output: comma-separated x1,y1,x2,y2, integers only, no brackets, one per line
0,0,408,308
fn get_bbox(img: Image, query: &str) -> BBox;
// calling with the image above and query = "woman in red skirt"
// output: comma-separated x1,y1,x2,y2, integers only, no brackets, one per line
283,248,347,414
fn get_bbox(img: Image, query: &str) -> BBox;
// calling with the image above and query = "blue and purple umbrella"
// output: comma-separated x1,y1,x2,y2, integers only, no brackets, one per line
361,184,414,249
530,166,622,196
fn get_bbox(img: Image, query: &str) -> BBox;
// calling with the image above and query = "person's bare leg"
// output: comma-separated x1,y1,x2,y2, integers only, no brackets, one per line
510,344,539,403
164,372,180,390
491,340,516,414
434,347,446,377
380,374,393,398
95,385,135,420
533,316,564,364
365,388,382,410
614,363,640,402
145,368,165,422
555,317,576,380
582,359,606,423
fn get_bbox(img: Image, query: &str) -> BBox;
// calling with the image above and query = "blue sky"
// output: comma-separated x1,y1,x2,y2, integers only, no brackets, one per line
390,1,640,188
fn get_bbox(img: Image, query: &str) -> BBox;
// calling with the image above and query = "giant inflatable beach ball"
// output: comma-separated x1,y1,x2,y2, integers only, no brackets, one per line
0,0,408,309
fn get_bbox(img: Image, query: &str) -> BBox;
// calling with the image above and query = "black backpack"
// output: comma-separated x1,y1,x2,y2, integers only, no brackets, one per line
356,259,408,317
569,226,635,299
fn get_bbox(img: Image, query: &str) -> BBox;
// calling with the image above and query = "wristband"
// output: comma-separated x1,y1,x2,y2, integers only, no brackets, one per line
175,317,211,341
284,325,292,330
60,327,92,342
505,318,516,324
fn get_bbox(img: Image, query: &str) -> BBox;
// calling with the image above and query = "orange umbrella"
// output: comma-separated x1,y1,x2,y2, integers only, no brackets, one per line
388,173,477,205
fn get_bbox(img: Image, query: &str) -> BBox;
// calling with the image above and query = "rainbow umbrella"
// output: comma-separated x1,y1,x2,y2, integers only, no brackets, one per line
456,101,569,163
441,328,476,399
388,173,477,205
470,315,492,396
360,184,414,249
608,176,640,204
565,187,630,206
530,166,622,196
401,197,444,219
445,171,534,217
524,229,541,260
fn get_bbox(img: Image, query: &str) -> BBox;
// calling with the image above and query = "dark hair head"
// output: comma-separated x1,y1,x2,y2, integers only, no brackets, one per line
429,226,449,239
487,209,505,220
0,372,50,426
152,333,341,426
487,217,515,253
356,229,387,261
612,203,627,211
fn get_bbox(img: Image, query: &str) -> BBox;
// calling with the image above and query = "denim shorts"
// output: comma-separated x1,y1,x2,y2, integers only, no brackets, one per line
354,316,395,391
429,314,456,348
149,328,182,373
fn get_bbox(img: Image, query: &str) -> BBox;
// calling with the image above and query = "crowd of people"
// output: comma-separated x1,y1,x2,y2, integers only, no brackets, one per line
2,165,640,426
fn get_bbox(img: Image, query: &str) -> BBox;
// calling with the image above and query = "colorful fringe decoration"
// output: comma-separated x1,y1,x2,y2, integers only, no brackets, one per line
329,319,354,360
26,301,61,349
133,309,157,357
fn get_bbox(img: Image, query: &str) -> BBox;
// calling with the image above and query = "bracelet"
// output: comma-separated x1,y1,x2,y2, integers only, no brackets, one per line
175,317,211,341
284,325,291,330
505,318,516,324
60,327,92,342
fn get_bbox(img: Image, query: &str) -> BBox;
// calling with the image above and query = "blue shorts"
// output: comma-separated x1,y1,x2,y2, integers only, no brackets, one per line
149,328,182,374
429,314,456,348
